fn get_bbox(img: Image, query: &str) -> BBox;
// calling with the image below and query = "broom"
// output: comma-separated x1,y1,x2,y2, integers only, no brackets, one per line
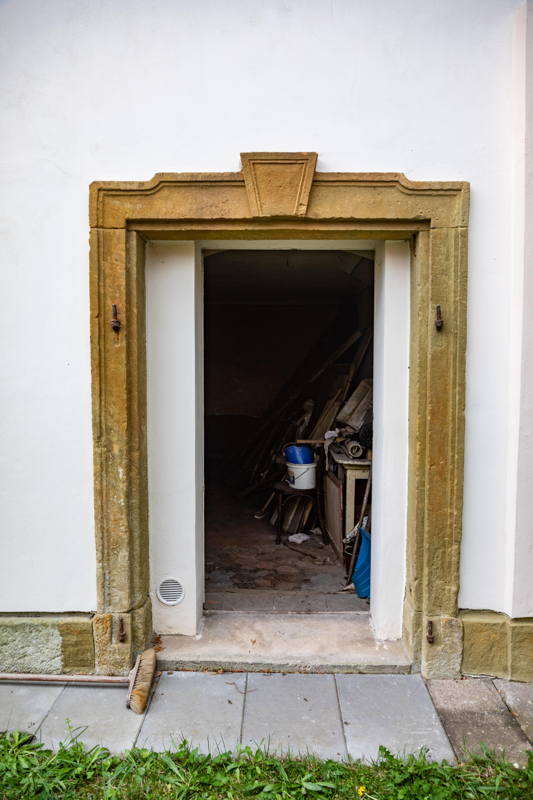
126,648,156,713
0,648,156,715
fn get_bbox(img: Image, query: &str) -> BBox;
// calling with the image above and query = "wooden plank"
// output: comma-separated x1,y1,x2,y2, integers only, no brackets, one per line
324,472,344,561
340,328,373,404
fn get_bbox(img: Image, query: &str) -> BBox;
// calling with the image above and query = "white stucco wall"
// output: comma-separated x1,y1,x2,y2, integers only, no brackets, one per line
0,0,530,616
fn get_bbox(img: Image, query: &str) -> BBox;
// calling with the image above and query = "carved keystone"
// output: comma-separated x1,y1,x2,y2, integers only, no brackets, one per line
241,152,317,217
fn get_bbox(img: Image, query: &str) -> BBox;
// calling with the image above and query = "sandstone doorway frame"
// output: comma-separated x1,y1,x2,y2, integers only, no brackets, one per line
89,153,468,677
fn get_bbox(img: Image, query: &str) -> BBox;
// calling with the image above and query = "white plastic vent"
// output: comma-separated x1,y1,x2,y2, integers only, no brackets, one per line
157,577,185,606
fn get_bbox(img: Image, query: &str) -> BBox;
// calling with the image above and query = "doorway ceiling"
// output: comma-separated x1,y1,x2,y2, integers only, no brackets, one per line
204,250,374,303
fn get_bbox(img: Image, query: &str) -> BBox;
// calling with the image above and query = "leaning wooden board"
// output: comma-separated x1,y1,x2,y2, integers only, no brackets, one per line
324,472,344,562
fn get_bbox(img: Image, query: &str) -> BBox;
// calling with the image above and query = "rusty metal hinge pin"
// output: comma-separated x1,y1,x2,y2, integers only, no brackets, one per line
111,304,121,333
426,620,435,644
117,616,126,643
435,305,443,331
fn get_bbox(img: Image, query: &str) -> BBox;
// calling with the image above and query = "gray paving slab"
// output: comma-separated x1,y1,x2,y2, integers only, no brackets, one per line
0,683,65,736
494,680,533,743
336,674,455,762
427,678,531,767
241,672,346,759
37,685,144,753
137,671,246,754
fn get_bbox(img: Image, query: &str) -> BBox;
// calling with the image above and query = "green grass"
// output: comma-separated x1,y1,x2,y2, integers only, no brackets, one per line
0,731,532,800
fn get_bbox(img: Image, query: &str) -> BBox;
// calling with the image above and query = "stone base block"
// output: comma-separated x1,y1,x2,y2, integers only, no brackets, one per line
421,615,463,679
461,611,533,682
0,598,153,676
0,616,95,674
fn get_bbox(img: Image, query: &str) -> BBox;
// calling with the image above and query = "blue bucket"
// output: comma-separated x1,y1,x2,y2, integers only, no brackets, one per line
352,528,371,599
284,444,314,465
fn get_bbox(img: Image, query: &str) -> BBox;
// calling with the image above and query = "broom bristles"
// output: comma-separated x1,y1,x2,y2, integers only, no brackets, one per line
127,648,156,715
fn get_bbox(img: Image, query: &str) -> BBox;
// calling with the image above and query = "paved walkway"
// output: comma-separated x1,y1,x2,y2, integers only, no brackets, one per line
1,673,532,766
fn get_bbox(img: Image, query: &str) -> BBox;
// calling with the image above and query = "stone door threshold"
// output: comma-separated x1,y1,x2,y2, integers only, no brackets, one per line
204,589,370,613
156,611,411,673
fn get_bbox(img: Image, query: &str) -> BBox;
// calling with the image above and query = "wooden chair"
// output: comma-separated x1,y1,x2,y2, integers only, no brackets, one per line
272,444,328,546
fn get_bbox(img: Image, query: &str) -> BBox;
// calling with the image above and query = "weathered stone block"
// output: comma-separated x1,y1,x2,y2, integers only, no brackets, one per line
0,616,96,675
58,618,95,673
461,611,509,678
421,615,463,679
132,597,152,654
0,618,62,673
509,621,533,682
93,613,132,675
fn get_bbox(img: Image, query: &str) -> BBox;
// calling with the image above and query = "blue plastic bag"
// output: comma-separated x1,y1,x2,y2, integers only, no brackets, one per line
284,444,314,464
352,528,371,599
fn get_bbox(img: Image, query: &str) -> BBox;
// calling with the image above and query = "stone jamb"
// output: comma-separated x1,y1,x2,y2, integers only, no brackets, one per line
88,154,469,676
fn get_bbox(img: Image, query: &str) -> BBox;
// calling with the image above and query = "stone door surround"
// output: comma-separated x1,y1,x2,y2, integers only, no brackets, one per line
89,153,469,677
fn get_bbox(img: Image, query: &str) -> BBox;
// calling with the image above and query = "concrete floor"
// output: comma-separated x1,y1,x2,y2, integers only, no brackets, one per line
205,483,350,610
2,674,532,766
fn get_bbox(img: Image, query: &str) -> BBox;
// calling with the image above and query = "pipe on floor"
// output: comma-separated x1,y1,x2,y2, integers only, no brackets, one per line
0,672,128,684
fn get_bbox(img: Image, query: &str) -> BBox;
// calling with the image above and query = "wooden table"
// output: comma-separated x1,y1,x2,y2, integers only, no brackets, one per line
329,448,371,536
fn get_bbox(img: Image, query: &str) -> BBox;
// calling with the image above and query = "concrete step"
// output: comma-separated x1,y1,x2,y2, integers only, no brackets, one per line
205,589,370,613
157,611,411,674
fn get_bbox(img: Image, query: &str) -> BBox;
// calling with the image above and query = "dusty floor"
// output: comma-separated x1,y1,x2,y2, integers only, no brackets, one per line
205,483,367,612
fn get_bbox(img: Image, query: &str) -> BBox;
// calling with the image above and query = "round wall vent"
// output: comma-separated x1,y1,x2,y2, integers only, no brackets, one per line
156,577,185,606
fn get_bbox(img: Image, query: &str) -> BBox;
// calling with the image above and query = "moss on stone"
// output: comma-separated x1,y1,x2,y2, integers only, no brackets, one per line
0,618,62,674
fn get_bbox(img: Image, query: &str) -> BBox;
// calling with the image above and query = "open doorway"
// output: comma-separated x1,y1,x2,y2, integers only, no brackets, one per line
203,249,374,614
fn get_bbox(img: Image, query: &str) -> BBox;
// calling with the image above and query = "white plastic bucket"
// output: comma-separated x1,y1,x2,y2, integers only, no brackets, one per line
286,460,316,490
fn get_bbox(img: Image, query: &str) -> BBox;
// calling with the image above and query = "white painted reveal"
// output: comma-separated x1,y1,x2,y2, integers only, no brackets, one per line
371,242,410,640
146,242,204,635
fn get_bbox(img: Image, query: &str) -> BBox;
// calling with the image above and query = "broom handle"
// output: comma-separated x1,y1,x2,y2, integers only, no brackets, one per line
0,672,128,684
356,468,372,532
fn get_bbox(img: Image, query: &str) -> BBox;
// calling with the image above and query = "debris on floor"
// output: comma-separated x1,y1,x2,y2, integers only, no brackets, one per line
229,320,374,590
287,532,310,544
